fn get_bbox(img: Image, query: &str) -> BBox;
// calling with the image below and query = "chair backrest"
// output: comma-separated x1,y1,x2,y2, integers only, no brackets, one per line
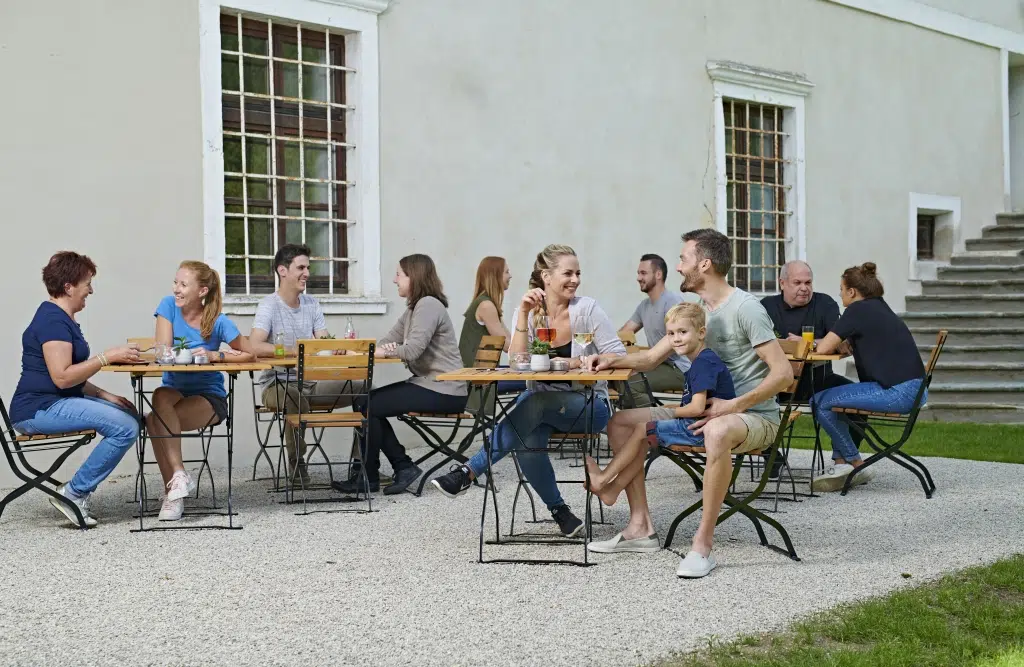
779,339,811,395
473,335,505,369
618,331,636,347
924,330,948,375
296,339,375,383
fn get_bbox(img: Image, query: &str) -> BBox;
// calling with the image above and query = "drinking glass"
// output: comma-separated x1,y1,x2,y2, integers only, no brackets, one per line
801,326,815,346
572,315,595,368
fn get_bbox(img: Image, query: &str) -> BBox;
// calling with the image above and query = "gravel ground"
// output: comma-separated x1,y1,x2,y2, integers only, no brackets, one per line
1,448,1022,667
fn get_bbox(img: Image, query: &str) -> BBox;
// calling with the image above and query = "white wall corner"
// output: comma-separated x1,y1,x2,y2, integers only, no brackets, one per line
820,0,1024,53
1001,48,1012,212
707,61,811,263
908,192,962,282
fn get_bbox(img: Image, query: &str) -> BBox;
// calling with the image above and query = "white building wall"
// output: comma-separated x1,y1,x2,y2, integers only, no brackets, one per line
0,0,1012,487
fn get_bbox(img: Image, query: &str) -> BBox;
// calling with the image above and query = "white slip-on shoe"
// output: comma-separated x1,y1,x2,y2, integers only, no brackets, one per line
676,550,717,578
811,463,854,493
158,496,184,521
49,484,98,528
588,532,661,554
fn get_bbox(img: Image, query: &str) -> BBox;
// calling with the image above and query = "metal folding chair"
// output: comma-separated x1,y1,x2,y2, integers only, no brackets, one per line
0,397,97,530
658,341,810,561
830,330,948,498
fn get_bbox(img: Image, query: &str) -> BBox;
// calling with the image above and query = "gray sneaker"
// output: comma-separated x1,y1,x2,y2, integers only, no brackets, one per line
587,532,661,554
49,484,97,528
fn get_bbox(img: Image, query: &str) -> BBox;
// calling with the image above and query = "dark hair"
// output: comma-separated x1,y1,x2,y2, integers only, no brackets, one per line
274,244,312,277
841,262,884,298
399,254,448,308
640,253,668,282
681,228,732,276
42,251,97,298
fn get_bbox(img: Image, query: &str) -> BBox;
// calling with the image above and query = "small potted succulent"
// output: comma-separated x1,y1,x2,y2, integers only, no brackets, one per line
529,339,551,371
173,336,193,365
317,332,336,356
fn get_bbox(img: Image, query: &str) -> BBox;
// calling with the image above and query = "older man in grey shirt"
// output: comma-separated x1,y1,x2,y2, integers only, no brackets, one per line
618,253,699,406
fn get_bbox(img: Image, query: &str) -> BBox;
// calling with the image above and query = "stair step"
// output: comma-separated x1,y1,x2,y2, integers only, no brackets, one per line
938,264,1024,280
996,212,1024,225
904,294,1024,313
930,362,1024,383
910,326,1024,346
922,344,1024,363
965,238,1024,252
920,403,1024,424
982,223,1024,239
951,252,1024,266
926,382,1024,405
920,279,1024,295
900,312,1024,328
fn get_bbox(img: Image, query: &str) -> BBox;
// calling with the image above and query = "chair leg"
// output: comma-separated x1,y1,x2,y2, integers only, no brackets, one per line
663,497,702,549
726,495,800,561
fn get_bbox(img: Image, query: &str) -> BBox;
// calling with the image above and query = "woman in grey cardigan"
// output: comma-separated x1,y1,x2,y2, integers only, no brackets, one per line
332,254,468,496
432,244,626,536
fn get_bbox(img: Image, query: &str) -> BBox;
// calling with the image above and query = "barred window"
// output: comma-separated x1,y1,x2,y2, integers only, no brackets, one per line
220,13,353,295
724,100,789,292
917,214,936,260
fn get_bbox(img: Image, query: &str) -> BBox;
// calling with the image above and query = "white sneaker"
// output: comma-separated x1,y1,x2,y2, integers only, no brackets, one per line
811,463,855,493
49,484,97,528
588,532,661,554
850,465,875,486
165,471,196,502
158,496,184,521
676,550,717,578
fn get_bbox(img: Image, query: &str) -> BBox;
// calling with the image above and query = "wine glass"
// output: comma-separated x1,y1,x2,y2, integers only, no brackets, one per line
572,315,595,370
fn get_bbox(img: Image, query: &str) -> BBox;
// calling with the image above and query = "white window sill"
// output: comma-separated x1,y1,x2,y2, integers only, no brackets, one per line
223,295,389,315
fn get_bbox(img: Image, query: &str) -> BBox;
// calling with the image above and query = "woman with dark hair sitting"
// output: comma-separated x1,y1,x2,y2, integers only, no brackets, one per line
332,254,468,496
811,262,926,492
10,251,142,527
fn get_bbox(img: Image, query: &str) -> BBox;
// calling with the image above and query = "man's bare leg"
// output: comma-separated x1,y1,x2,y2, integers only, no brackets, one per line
691,415,747,556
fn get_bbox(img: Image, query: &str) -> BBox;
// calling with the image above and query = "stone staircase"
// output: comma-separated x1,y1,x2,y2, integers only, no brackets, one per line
901,212,1024,423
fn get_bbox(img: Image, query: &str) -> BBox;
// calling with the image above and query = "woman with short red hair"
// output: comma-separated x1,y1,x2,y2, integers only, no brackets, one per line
10,251,143,527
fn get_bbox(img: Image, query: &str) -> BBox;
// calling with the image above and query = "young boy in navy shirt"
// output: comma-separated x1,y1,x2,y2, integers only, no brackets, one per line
586,302,735,507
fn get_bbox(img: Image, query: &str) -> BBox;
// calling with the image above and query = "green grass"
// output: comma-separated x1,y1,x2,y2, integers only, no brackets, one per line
658,556,1024,667
786,420,1024,465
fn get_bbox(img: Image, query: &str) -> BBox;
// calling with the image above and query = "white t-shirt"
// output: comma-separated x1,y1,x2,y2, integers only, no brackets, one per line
252,292,326,384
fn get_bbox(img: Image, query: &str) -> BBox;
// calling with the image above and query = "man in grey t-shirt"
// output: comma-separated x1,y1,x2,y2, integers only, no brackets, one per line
249,244,352,483
588,230,792,579
618,253,699,406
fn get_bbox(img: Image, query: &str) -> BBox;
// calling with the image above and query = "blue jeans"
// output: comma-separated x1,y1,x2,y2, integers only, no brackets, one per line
651,417,703,447
811,378,925,463
467,390,611,510
13,396,141,497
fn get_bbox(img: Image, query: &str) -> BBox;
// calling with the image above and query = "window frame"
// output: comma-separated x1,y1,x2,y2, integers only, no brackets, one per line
707,61,812,296
199,0,388,314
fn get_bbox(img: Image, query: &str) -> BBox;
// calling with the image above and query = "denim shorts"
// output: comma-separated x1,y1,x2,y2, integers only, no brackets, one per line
192,393,228,425
647,417,704,448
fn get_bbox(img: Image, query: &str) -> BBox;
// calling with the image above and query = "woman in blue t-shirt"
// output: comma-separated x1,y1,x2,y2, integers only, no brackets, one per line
147,261,253,521
10,252,143,528
812,262,927,492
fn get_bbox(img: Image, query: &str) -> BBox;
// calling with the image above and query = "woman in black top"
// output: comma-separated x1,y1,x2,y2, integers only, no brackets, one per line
811,262,926,492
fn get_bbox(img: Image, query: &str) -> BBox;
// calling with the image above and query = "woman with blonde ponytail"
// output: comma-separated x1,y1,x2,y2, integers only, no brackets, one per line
432,244,627,536
147,260,254,521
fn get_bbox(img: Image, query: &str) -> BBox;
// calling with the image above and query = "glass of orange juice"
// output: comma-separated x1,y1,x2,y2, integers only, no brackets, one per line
801,326,815,346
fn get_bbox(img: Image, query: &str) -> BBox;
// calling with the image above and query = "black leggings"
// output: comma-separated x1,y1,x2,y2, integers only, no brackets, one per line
353,381,468,480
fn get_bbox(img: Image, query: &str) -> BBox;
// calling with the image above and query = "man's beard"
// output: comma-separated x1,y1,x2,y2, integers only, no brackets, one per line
639,281,653,293
679,271,702,293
